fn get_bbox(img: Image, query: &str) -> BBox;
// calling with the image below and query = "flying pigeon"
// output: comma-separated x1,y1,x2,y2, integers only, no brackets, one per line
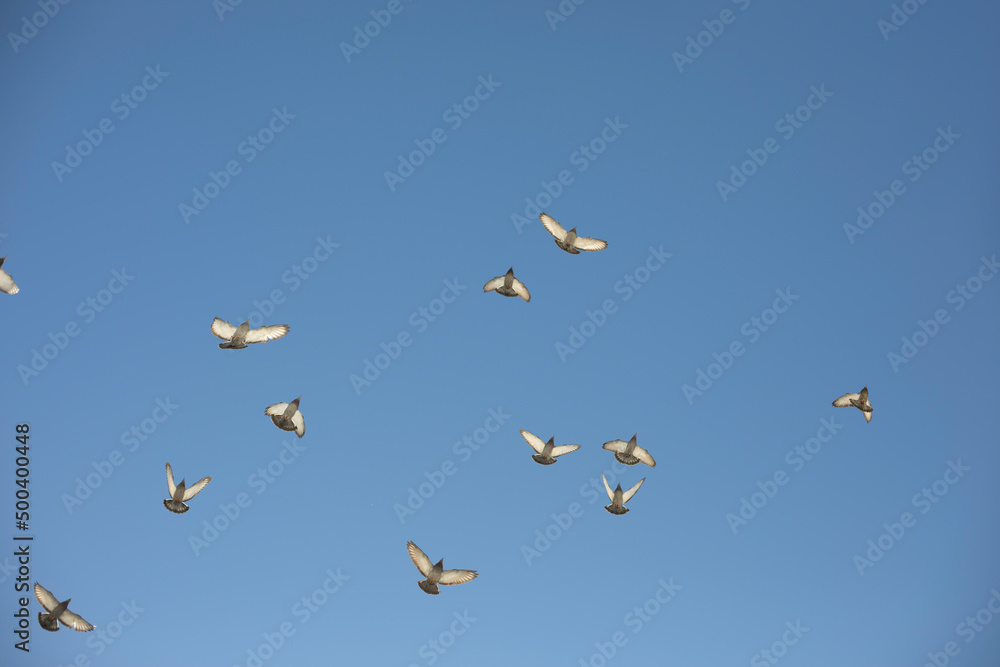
833,386,873,423
539,213,607,254
602,434,656,467
34,583,94,632
0,256,19,294
519,429,580,465
483,267,531,302
265,396,305,437
163,462,212,514
211,318,289,349
406,541,478,595
602,474,645,515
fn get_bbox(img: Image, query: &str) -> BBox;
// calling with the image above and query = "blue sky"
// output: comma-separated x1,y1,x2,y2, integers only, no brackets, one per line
3,0,999,665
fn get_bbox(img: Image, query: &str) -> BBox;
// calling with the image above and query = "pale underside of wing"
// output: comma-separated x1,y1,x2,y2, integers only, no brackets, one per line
539,213,567,240
34,583,59,612
519,429,547,455
438,569,478,586
602,439,629,454
602,473,615,502
483,276,505,292
621,477,646,503
833,393,860,408
572,236,608,251
0,269,18,294
181,476,212,501
290,411,305,437
245,324,289,344
59,609,95,632
630,444,656,467
864,409,872,423
211,318,237,340
165,462,177,496
265,403,289,417
550,444,580,458
407,541,433,577
510,278,531,302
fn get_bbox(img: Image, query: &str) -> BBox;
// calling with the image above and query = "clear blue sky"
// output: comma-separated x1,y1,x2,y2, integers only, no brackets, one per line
3,1,999,665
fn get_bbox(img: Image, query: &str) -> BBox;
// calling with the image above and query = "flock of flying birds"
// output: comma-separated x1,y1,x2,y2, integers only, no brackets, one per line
14,212,875,630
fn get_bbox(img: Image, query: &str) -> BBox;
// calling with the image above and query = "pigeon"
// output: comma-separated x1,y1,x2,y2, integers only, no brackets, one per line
602,434,656,467
519,429,580,465
406,541,478,595
211,318,289,349
602,474,645,515
34,583,94,632
483,267,530,302
539,213,608,254
265,396,305,437
163,462,212,514
833,386,873,423
0,256,19,294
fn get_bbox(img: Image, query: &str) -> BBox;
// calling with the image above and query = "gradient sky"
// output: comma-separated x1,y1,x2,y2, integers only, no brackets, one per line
3,1,999,666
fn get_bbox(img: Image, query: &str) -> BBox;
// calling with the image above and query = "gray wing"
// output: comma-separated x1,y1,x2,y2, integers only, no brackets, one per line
165,462,177,497
59,608,95,632
621,477,646,503
181,476,212,501
519,430,547,455
438,569,478,586
539,213,567,240
211,318,237,340
244,324,290,343
406,541,433,577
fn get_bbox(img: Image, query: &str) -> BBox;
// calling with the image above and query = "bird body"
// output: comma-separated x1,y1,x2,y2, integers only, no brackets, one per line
602,474,645,515
265,396,305,437
539,213,607,254
519,429,580,465
406,541,478,595
34,583,94,632
602,434,656,467
211,318,289,349
164,462,212,513
833,386,873,423
484,268,530,302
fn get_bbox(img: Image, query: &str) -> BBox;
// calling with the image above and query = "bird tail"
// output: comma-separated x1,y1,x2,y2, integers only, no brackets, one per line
418,580,440,595
613,452,640,466
604,504,629,515
218,342,234,349
532,455,557,465
164,499,189,514
38,613,59,631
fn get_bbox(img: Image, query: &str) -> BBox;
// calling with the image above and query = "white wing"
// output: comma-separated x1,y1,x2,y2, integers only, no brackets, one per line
539,213,567,240
165,462,177,496
407,541,433,577
211,318,237,340
631,444,656,467
511,278,531,302
572,235,608,252
550,444,580,458
864,409,872,423
519,429,547,454
265,402,289,416
34,583,59,612
291,410,305,437
621,477,646,503
602,439,628,454
602,473,615,502
181,476,212,501
438,569,478,586
833,392,860,408
0,268,19,294
483,276,504,292
244,324,289,344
